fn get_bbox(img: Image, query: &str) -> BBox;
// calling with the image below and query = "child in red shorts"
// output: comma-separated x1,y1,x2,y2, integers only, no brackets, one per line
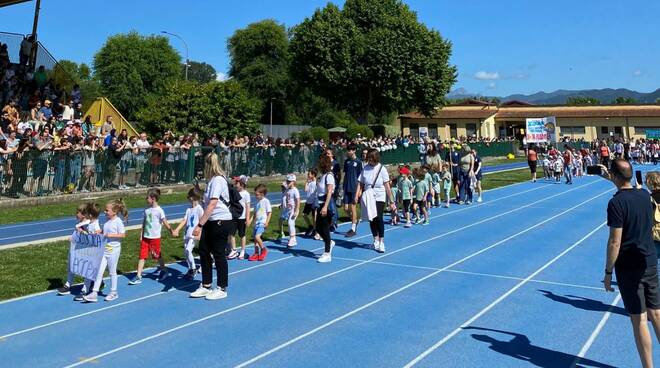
129,188,174,285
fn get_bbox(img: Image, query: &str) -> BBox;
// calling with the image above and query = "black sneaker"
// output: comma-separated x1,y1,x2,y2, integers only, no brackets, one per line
57,286,71,295
345,229,356,238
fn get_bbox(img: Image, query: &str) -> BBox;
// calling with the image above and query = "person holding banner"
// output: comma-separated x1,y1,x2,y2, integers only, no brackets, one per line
58,204,96,297
527,145,538,183
83,199,127,302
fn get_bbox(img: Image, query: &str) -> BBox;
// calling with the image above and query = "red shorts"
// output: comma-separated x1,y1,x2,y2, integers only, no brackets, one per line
140,237,161,259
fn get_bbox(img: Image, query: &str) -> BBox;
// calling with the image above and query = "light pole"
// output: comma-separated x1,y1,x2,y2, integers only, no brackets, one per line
161,31,189,81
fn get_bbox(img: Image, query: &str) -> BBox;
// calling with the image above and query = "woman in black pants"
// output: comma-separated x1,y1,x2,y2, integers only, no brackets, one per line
355,149,396,253
316,154,336,263
190,153,236,300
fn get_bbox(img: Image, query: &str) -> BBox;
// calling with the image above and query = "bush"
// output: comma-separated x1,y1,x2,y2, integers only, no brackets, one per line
346,123,374,139
309,126,330,141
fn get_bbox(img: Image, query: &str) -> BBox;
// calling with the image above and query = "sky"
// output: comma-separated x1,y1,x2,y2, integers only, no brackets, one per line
0,0,658,97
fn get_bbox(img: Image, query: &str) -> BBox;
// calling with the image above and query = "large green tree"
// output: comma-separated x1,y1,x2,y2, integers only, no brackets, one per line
566,96,600,105
289,0,456,123
613,96,638,104
186,61,217,84
135,80,260,138
54,59,101,109
93,32,181,119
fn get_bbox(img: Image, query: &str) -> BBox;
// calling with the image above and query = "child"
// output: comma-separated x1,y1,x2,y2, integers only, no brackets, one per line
397,166,413,228
83,199,127,302
413,168,429,225
249,184,272,261
303,169,319,237
172,187,204,279
283,174,301,248
441,163,452,208
227,176,251,260
58,204,93,297
553,156,563,183
129,188,174,285
423,165,434,213
389,175,399,226
431,168,442,208
542,154,551,180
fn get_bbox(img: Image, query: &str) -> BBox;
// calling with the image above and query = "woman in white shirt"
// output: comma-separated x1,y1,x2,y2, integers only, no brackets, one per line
355,149,396,253
316,154,336,263
190,153,237,300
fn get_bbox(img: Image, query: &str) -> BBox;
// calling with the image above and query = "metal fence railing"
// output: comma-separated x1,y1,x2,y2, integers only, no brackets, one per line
0,142,517,198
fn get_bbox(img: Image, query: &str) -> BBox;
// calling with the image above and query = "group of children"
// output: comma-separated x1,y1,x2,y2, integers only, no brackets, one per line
541,149,594,182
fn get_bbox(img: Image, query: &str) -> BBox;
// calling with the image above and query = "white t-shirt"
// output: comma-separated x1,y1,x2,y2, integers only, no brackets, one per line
142,206,167,239
254,198,272,225
88,219,101,234
285,187,300,212
317,173,335,197
103,217,125,248
239,190,251,220
62,105,74,121
204,176,232,221
184,204,204,239
306,180,318,206
135,139,150,154
358,164,390,202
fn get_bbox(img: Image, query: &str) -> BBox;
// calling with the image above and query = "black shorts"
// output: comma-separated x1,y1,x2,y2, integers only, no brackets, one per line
303,202,317,215
343,191,356,205
235,219,247,238
528,160,537,174
616,266,660,315
402,199,411,213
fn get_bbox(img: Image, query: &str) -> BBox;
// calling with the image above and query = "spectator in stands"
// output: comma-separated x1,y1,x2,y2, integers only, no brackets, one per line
33,65,47,89
19,35,34,67
101,116,113,136
61,100,74,123
39,99,52,120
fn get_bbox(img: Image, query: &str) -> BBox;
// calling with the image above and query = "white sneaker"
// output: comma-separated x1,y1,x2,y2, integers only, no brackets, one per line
105,292,119,301
477,196,483,203
314,233,321,240
373,239,380,250
205,288,227,300
404,221,412,228
287,238,297,248
190,286,212,298
317,253,332,263
330,240,335,253
82,291,98,303
378,240,385,253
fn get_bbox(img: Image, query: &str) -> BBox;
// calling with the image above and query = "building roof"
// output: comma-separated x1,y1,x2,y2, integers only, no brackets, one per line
495,105,660,119
400,107,498,120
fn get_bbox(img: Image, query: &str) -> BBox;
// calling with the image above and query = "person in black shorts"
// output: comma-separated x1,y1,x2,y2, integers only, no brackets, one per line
601,159,660,368
343,144,362,237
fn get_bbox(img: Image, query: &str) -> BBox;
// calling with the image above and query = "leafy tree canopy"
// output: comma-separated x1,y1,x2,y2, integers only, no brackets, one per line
566,96,601,105
613,96,638,104
186,61,217,84
289,0,457,123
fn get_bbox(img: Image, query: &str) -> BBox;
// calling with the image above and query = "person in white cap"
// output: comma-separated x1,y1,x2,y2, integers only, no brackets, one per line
282,174,301,247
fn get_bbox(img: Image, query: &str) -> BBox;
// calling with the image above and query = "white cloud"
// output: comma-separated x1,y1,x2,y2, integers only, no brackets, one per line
632,70,643,77
486,82,497,89
474,71,500,80
216,72,229,81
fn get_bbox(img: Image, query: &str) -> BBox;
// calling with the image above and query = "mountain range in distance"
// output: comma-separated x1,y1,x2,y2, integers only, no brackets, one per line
448,87,660,105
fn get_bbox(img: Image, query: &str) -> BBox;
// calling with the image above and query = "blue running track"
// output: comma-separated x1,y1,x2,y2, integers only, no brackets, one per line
0,164,656,367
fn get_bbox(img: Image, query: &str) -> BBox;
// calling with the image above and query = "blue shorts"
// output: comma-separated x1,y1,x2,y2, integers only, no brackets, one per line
343,191,356,205
253,223,265,237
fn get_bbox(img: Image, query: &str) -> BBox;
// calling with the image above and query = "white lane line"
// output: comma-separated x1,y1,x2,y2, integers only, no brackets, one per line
233,188,611,368
62,181,600,367
331,257,606,292
571,293,623,367
402,221,608,367
0,181,551,306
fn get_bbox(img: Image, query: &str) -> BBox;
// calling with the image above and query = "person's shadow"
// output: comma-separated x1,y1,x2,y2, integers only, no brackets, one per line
539,290,627,317
466,326,615,368
268,244,318,259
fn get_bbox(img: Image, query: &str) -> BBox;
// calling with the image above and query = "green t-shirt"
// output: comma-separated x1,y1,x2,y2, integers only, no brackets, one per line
414,180,429,201
398,177,413,200
424,172,433,190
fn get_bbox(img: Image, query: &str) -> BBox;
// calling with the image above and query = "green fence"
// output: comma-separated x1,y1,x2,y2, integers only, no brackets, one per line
0,142,516,198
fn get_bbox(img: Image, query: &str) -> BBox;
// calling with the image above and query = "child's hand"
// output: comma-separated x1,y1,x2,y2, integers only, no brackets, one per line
172,230,179,238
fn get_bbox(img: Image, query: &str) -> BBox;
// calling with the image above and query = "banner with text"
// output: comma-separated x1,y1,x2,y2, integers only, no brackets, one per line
69,232,106,279
525,117,557,143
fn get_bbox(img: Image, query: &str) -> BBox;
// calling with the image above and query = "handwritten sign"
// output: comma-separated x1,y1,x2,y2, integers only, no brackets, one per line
69,232,106,279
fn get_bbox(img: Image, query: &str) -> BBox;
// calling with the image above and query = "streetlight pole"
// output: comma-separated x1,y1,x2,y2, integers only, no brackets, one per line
161,31,189,81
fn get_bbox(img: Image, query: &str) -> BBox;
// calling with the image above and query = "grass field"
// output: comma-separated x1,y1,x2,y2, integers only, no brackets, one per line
0,168,534,301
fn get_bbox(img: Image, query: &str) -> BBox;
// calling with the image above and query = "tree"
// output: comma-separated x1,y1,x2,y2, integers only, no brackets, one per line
186,61,217,83
289,0,456,123
614,96,638,104
228,19,290,123
566,96,600,105
135,80,260,138
93,32,181,119
53,59,102,109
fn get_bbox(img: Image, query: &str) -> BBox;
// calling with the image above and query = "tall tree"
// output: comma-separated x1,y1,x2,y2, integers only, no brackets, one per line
566,96,600,105
53,59,101,109
289,0,457,123
135,80,260,138
614,96,638,104
228,19,290,123
186,61,217,83
93,32,181,119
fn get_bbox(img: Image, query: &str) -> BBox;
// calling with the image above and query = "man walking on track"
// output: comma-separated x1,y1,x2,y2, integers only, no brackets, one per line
601,159,660,368
343,144,362,237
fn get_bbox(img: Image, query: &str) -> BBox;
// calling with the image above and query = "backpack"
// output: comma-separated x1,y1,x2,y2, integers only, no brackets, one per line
220,176,244,220
652,197,660,242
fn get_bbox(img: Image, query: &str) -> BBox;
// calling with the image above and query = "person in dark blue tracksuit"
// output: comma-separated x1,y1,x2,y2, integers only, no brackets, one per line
343,144,363,237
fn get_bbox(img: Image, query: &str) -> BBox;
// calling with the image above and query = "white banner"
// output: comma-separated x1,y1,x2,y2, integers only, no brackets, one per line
525,117,557,144
419,127,428,139
69,232,106,279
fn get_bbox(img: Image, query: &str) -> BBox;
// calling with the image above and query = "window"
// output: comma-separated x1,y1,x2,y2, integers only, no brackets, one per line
409,123,419,138
429,124,439,138
449,123,458,139
600,126,609,134
466,123,477,137
560,126,586,136
614,126,623,135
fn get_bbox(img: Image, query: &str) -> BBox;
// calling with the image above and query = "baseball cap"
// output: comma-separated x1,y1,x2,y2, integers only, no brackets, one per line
399,167,410,175
286,174,296,182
